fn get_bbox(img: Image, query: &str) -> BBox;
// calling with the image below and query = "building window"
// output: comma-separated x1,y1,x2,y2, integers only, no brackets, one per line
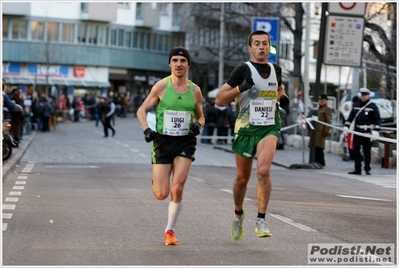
97,26,107,45
145,33,151,50
152,33,158,50
10,19,27,40
78,24,87,43
138,32,145,49
47,22,59,41
157,35,163,51
280,41,291,60
87,25,97,44
118,29,124,46
164,35,170,52
20,20,27,39
136,3,142,20
125,31,132,47
61,23,74,43
31,21,45,41
3,18,9,39
117,2,130,8
110,28,117,46
12,19,19,39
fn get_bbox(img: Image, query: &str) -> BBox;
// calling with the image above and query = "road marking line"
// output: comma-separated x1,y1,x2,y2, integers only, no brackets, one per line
2,204,16,210
18,176,28,179
190,176,205,183
220,189,251,201
3,223,8,231
15,181,26,185
9,191,21,196
270,214,317,232
13,186,25,190
5,197,18,202
138,153,148,158
336,194,392,202
45,166,99,168
3,213,12,219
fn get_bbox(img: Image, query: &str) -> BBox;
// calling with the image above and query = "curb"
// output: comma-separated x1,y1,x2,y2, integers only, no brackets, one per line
2,131,37,181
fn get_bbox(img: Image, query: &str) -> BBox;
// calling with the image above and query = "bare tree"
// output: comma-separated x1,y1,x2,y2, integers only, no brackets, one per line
363,2,397,99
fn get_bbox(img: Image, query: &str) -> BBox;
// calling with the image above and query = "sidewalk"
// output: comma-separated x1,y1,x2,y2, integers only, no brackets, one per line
2,122,396,180
213,140,397,176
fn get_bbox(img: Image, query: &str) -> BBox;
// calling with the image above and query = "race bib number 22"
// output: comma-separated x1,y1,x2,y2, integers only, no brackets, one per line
249,100,276,126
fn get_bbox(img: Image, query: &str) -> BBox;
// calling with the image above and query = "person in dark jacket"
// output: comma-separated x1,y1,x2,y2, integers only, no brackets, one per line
215,104,229,144
344,88,381,175
10,88,25,142
201,99,217,144
2,79,16,122
39,96,54,132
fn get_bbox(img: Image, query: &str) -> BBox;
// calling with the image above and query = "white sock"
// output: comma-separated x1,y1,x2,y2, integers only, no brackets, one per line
165,201,182,233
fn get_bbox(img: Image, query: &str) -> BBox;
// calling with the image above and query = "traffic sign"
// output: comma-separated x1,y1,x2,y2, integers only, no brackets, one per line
323,15,365,67
252,17,279,63
328,3,366,16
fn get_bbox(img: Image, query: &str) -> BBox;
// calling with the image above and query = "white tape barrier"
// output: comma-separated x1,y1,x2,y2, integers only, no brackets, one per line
145,112,396,143
308,118,397,144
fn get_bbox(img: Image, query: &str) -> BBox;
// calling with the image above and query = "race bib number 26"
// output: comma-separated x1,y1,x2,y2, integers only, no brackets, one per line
163,110,191,136
250,100,276,126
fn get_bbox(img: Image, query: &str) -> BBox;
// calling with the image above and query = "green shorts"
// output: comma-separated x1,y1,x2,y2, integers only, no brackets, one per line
232,123,281,159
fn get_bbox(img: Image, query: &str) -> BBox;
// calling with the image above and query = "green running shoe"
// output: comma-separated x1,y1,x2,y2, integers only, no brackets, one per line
230,210,246,240
255,218,272,238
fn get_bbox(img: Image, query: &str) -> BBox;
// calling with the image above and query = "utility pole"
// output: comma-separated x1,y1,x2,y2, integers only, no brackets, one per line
218,3,225,89
303,3,311,114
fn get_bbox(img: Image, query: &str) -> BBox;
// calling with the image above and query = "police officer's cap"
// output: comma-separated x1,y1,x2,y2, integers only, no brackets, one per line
359,87,371,94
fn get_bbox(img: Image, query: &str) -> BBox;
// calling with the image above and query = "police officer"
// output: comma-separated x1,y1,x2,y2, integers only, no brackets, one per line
344,88,381,175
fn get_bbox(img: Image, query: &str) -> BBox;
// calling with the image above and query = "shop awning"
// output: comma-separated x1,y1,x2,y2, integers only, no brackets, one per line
3,75,110,88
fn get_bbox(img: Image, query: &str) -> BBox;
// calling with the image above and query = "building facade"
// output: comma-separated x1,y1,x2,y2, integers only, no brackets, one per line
2,2,184,99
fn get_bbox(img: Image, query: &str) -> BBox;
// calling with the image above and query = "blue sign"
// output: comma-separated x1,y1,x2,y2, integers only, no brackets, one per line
2,62,21,75
28,64,68,77
252,17,279,64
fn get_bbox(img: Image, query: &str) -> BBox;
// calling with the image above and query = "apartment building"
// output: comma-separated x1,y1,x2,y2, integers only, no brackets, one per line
2,2,183,98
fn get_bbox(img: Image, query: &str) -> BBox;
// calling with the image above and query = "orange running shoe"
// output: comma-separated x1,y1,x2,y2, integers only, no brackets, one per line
165,230,179,245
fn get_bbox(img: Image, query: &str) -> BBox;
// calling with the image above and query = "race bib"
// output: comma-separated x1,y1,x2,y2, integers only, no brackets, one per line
249,100,276,126
163,110,191,136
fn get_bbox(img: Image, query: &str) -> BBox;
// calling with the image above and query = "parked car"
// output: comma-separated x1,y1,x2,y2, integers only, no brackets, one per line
338,89,394,125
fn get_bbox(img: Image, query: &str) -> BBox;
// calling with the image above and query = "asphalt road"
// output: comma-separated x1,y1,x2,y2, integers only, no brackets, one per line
2,116,397,266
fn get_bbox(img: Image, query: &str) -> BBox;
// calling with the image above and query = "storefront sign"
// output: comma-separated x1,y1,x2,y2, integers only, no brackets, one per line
74,67,85,77
28,64,68,77
2,62,21,75
134,75,147,82
148,76,162,86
